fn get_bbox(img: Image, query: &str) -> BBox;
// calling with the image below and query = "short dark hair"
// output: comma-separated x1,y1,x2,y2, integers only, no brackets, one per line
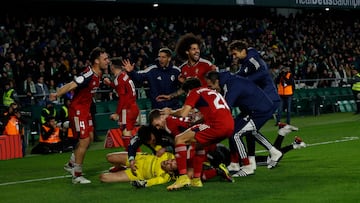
228,40,248,52
182,77,201,92
158,48,173,57
205,70,220,84
89,47,106,64
148,109,161,125
46,115,56,123
110,57,123,69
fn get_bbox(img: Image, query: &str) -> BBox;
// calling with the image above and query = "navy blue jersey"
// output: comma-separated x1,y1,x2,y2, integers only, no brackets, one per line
128,64,181,109
219,71,273,115
236,48,280,106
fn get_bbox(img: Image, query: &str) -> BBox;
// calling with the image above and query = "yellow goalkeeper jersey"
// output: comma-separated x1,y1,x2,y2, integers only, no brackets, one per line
125,152,175,187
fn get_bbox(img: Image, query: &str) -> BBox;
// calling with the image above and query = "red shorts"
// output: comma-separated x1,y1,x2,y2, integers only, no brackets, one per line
191,123,234,147
69,110,93,139
120,103,139,131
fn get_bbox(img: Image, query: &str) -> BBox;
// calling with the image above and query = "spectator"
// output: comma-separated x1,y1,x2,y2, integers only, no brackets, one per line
1,102,25,156
35,76,50,106
275,66,295,125
40,100,56,125
31,116,72,154
22,74,37,107
348,68,360,114
2,79,20,107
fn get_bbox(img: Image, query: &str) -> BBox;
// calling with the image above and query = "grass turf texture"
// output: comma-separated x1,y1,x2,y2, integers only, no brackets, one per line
1,112,359,203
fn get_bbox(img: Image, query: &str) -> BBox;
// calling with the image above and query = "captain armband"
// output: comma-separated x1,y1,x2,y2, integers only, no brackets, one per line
74,75,85,85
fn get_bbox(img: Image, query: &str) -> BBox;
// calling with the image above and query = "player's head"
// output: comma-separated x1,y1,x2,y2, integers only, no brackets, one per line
205,70,221,92
228,40,248,60
89,47,110,70
182,77,201,93
161,159,178,176
137,125,157,147
149,109,166,130
175,33,201,61
110,57,123,73
158,47,173,68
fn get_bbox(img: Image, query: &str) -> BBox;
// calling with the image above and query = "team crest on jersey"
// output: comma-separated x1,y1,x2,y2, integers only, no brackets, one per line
157,76,162,80
244,67,248,73
171,75,175,81
195,68,199,75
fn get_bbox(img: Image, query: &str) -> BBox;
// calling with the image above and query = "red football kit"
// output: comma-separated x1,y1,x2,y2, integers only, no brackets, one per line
179,58,216,87
185,87,234,146
111,71,139,131
68,66,100,139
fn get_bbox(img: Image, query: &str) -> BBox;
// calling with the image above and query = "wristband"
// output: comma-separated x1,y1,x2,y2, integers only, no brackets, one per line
128,156,135,161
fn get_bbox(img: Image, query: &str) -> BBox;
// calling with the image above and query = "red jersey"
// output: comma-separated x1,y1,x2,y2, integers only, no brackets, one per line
179,58,216,87
165,116,192,136
70,66,100,115
184,87,233,129
112,72,138,114
111,71,139,129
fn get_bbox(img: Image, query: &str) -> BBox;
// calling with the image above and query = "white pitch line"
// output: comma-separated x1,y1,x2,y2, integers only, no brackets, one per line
1,136,359,186
0,175,72,186
254,136,359,153
305,136,359,147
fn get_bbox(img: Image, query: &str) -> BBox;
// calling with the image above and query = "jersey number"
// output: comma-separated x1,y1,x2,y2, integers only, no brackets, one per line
208,91,230,110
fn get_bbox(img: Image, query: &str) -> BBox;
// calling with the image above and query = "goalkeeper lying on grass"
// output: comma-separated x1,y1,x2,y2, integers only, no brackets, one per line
99,151,177,188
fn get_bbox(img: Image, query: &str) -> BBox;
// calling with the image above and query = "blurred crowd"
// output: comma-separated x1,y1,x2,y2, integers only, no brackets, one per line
1,6,360,108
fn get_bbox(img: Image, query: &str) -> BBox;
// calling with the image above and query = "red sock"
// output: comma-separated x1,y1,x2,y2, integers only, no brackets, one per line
175,144,188,175
241,157,250,166
230,151,239,163
192,149,206,178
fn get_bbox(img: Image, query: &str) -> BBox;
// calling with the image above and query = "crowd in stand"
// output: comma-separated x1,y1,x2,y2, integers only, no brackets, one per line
1,5,360,108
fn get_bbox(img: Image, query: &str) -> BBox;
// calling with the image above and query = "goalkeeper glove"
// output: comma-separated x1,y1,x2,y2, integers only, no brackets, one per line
131,180,147,188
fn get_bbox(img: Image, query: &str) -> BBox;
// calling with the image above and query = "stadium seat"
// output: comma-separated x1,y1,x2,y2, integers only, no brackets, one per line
349,100,356,112
337,100,354,113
